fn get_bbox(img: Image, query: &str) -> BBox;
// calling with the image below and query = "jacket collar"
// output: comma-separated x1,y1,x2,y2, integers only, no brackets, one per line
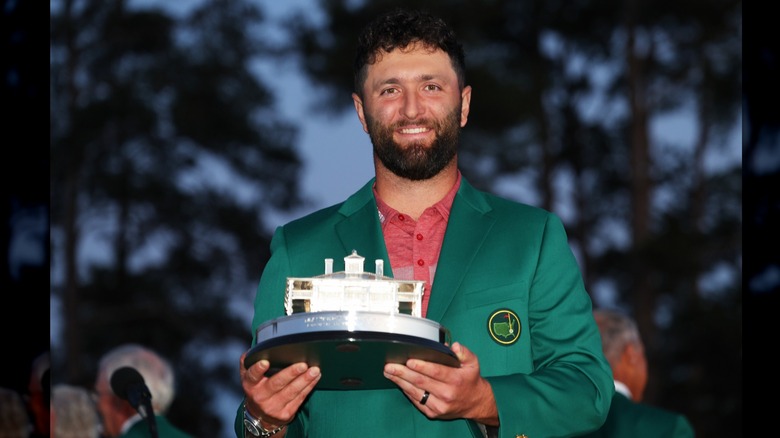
334,176,495,321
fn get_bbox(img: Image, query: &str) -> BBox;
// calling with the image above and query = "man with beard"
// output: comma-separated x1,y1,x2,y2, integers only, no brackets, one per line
236,8,613,438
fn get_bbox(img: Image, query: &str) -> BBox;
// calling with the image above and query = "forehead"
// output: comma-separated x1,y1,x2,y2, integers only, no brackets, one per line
366,45,456,85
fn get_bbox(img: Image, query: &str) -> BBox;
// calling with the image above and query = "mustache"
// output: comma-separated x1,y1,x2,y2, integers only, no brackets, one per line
394,119,436,129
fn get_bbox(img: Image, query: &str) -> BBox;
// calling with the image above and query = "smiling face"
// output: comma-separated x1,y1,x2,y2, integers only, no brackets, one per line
352,43,471,181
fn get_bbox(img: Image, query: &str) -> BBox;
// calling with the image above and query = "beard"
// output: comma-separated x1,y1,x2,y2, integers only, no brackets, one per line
366,107,461,181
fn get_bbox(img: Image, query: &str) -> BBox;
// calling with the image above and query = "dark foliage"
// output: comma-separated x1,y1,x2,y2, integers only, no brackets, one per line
50,1,303,435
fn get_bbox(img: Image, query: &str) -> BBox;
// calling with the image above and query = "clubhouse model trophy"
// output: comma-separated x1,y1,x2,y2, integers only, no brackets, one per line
244,251,459,389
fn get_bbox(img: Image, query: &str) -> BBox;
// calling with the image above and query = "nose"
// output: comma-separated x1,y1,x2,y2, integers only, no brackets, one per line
401,91,423,119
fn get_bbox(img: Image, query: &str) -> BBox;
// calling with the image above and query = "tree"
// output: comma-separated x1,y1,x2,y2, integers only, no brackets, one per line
50,1,303,435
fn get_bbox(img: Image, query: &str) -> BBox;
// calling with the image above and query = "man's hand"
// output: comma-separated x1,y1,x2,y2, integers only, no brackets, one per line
383,342,499,426
240,352,321,430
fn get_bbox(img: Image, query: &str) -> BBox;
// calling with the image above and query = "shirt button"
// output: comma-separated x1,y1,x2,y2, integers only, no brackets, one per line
398,214,405,221
416,233,423,240
417,259,425,266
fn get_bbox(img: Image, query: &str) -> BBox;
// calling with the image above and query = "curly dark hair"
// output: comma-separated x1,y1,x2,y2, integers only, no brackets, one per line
353,8,466,96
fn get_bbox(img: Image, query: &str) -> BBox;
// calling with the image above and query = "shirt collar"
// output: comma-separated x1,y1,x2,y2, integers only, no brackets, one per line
374,171,462,223
120,413,144,435
613,380,633,400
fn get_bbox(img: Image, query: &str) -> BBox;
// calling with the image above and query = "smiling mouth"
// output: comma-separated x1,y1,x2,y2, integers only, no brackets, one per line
399,127,430,134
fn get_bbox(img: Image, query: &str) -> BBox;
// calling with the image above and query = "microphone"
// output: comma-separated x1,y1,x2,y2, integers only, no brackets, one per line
110,366,158,438
110,366,151,411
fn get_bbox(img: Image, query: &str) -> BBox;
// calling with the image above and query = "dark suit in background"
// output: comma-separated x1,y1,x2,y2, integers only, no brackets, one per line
580,309,694,437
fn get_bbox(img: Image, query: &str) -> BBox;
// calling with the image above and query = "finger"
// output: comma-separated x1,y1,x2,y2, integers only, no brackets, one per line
288,367,321,406
384,363,438,409
239,351,249,376
405,357,456,385
451,343,481,374
288,365,321,398
249,364,321,424
275,366,321,421
243,359,271,385
384,363,419,392
418,390,431,406
384,366,413,389
384,362,422,384
451,342,470,361
259,366,320,420
266,362,309,393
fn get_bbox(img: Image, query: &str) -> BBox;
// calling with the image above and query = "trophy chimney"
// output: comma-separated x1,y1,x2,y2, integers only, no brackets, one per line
324,258,333,275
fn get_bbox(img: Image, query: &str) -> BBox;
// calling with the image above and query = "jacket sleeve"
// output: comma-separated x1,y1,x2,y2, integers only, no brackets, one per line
488,214,613,438
234,401,245,438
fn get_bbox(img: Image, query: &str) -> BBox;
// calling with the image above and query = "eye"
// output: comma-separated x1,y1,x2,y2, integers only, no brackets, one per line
380,87,400,96
423,84,441,92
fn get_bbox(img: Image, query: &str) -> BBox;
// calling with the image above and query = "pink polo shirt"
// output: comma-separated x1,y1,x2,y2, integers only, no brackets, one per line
374,172,461,318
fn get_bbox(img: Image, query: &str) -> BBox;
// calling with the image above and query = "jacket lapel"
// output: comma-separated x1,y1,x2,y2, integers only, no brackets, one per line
331,177,494,318
426,179,495,321
334,179,392,275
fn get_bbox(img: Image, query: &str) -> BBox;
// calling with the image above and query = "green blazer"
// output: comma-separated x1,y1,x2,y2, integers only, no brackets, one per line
577,392,695,437
121,415,192,438
236,177,613,438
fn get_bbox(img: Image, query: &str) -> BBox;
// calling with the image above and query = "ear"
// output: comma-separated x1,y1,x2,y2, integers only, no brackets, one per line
621,342,648,401
612,343,639,378
459,85,472,127
352,92,369,133
624,342,643,365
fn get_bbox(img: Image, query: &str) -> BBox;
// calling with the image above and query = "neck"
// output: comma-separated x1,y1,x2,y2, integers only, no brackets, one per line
374,160,458,220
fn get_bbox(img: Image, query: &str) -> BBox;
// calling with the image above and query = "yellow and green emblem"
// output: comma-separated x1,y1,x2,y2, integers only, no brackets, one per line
487,309,521,345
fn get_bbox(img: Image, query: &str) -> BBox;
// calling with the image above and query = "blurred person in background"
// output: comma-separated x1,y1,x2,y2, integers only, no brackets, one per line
579,308,695,437
52,383,101,438
25,352,49,438
94,343,192,438
0,387,31,438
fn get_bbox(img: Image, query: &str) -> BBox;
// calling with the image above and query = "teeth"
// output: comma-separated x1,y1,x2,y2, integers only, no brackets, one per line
400,127,427,134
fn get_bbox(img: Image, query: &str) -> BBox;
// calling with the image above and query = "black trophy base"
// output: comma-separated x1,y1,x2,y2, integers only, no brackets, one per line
243,312,459,390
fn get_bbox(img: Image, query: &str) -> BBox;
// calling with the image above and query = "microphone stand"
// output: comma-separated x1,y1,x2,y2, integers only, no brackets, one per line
138,396,159,438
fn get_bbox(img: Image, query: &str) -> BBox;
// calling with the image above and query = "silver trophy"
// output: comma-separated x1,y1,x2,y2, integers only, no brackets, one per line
244,251,459,390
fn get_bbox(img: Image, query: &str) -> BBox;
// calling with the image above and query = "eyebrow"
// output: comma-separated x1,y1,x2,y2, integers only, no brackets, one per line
376,74,443,87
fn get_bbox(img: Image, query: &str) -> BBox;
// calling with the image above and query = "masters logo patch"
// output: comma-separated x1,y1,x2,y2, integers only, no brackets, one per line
488,309,521,345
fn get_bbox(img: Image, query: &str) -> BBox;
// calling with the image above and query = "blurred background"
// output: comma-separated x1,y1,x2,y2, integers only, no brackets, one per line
4,0,758,436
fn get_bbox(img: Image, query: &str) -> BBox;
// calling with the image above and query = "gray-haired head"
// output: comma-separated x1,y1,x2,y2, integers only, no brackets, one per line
52,384,101,438
97,343,176,413
592,308,644,365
